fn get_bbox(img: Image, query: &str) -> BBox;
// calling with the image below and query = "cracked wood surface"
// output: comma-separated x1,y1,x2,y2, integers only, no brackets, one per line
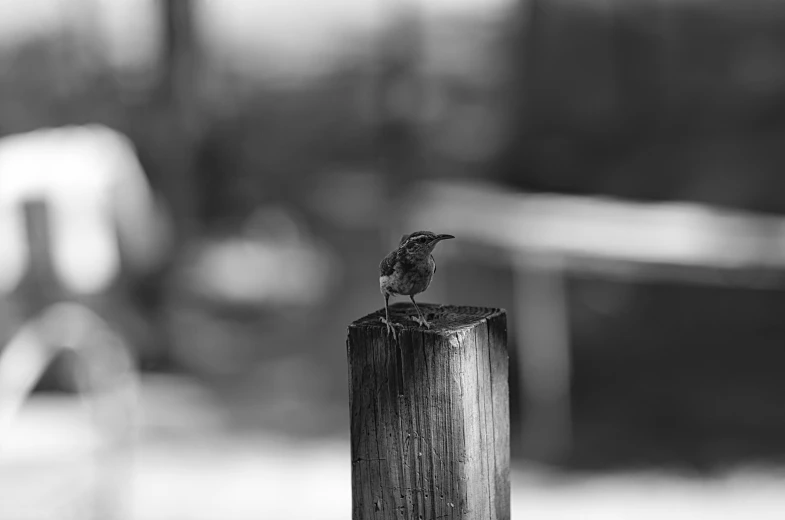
348,304,509,520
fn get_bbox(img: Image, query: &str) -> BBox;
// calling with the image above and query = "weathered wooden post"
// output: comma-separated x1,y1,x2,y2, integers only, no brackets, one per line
347,303,509,520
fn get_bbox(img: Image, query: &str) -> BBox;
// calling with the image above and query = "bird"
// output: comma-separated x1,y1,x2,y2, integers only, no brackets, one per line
379,230,454,338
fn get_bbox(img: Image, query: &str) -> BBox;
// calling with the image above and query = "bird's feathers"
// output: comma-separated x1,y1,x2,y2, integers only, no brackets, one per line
379,249,397,277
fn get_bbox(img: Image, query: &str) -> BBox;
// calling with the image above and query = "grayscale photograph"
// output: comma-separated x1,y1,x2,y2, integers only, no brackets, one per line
0,0,784,519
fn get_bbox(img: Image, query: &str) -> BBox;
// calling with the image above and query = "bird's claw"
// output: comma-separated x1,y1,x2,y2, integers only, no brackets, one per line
410,315,431,329
379,317,402,339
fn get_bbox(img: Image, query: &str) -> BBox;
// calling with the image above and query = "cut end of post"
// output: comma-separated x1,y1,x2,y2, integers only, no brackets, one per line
351,303,506,335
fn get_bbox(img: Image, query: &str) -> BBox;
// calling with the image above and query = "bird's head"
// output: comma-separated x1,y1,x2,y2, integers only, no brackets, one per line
399,231,454,256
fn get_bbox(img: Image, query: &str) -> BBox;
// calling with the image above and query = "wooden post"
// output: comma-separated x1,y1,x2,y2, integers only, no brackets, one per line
347,303,509,520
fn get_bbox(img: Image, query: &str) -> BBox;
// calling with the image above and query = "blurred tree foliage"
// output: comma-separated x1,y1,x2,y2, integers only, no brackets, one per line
0,37,375,234
0,36,121,133
0,1,519,235
195,63,375,225
9,0,785,225
502,0,785,214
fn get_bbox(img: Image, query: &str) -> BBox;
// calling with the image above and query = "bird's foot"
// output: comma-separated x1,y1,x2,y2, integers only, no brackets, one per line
379,317,403,339
410,315,431,329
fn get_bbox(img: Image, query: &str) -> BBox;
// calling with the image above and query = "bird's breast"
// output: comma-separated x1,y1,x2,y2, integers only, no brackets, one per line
383,256,435,296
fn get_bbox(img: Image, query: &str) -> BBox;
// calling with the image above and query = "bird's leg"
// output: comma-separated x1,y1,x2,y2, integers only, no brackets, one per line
379,294,400,339
409,296,431,329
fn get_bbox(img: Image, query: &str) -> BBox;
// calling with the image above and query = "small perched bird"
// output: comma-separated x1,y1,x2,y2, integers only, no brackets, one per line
379,230,454,337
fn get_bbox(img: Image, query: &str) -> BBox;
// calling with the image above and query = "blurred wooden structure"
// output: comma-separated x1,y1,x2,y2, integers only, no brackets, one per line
0,197,139,519
347,303,509,519
0,127,150,518
0,302,139,520
407,179,785,462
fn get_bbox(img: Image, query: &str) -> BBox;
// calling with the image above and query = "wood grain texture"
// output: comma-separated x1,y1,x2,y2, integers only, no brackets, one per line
347,303,509,520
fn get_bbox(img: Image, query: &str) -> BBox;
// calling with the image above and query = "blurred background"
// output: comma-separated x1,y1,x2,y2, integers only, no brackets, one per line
3,0,785,518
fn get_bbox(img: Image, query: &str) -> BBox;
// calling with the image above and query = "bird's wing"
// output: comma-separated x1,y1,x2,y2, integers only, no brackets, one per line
379,250,397,276
431,254,436,274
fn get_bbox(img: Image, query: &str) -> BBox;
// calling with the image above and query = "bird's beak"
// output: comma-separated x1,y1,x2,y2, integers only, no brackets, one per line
434,234,455,242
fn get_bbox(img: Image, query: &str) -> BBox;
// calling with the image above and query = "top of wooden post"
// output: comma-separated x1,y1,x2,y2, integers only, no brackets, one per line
350,302,505,335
